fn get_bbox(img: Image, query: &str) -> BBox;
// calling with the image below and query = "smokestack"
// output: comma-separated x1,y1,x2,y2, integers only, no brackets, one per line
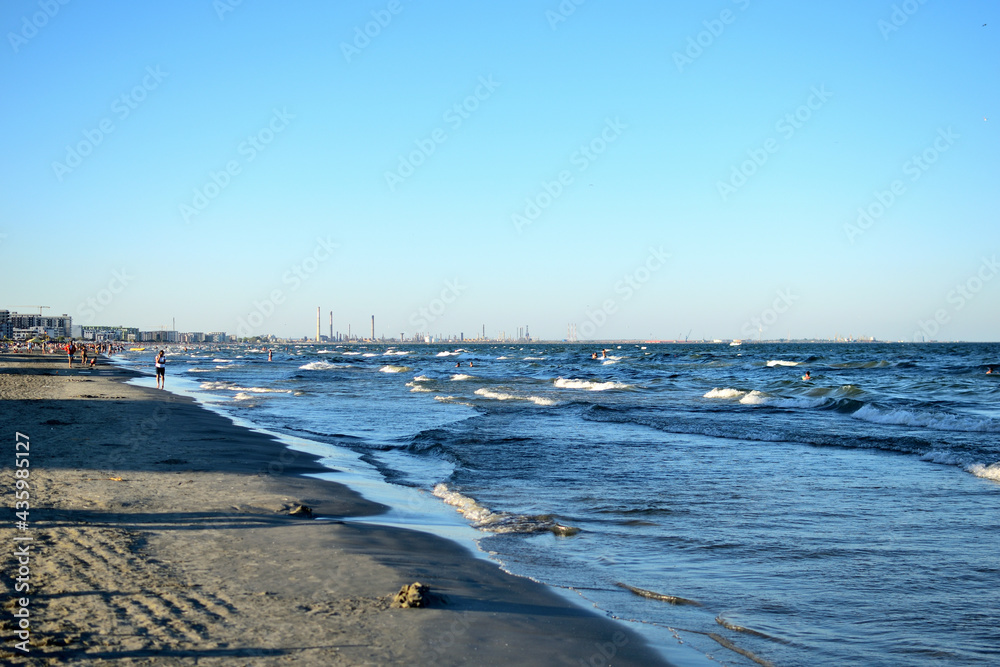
329,310,333,341
371,315,375,341
316,307,320,342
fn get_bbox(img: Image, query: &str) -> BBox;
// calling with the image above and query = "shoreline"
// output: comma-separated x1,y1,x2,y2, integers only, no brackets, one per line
0,353,672,665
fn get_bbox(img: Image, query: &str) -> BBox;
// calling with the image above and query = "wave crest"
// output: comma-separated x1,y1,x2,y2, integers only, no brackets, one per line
554,378,631,391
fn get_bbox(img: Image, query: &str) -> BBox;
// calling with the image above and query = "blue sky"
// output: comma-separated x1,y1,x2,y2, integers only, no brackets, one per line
2,0,998,341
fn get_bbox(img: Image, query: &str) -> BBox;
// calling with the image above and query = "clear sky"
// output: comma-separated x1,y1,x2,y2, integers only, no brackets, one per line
2,0,998,341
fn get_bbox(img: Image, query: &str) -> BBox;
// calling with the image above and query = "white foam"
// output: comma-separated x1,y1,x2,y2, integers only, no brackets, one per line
212,358,232,363
530,396,558,406
523,356,546,361
436,351,462,357
473,388,558,406
230,385,291,394
554,378,631,391
199,380,289,394
299,361,348,371
920,450,966,465
767,360,800,367
433,483,495,526
704,387,747,400
186,368,214,373
967,462,1000,482
432,483,574,534
852,404,999,432
412,375,432,382
451,374,473,381
739,390,769,405
379,365,410,373
406,382,432,392
384,350,410,356
362,353,378,357
343,351,362,356
474,388,516,400
200,381,232,390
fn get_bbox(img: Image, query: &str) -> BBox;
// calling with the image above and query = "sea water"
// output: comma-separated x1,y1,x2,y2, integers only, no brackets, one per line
122,342,1000,666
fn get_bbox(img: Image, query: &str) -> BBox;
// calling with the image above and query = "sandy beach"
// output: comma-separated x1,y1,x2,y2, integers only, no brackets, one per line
0,353,669,665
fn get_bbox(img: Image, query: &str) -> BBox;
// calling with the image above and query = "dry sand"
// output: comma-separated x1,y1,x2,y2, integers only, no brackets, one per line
0,353,670,665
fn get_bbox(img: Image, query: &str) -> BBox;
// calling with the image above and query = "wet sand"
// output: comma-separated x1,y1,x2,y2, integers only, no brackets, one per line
0,353,670,665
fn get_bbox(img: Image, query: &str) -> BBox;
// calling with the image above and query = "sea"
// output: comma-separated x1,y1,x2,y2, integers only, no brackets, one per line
119,342,1000,666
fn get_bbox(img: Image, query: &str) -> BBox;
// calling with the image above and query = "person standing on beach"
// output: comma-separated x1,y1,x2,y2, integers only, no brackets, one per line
65,341,76,367
155,350,166,389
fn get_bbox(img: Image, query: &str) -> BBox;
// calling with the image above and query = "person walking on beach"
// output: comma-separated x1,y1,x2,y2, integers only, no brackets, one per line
155,350,166,389
65,341,76,367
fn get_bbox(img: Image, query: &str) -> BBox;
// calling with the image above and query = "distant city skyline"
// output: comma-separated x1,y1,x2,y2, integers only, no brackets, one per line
2,304,987,345
2,2,997,342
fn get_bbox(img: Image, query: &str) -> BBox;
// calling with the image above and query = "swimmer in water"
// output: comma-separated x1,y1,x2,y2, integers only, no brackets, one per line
802,371,812,381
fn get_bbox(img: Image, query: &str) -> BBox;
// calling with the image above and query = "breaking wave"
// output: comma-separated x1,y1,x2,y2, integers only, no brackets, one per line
554,378,632,391
432,484,578,536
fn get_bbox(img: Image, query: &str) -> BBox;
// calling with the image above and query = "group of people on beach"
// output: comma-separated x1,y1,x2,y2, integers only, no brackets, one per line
61,340,125,368
1,339,125,357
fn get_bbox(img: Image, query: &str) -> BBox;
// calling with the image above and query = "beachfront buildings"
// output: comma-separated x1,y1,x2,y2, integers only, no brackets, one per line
138,330,178,343
0,310,73,339
81,326,140,342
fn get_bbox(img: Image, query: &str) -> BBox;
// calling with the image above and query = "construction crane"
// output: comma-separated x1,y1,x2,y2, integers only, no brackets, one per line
685,328,692,342
11,305,50,315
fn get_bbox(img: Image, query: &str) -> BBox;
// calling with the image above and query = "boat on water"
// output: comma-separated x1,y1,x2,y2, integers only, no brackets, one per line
730,339,742,347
